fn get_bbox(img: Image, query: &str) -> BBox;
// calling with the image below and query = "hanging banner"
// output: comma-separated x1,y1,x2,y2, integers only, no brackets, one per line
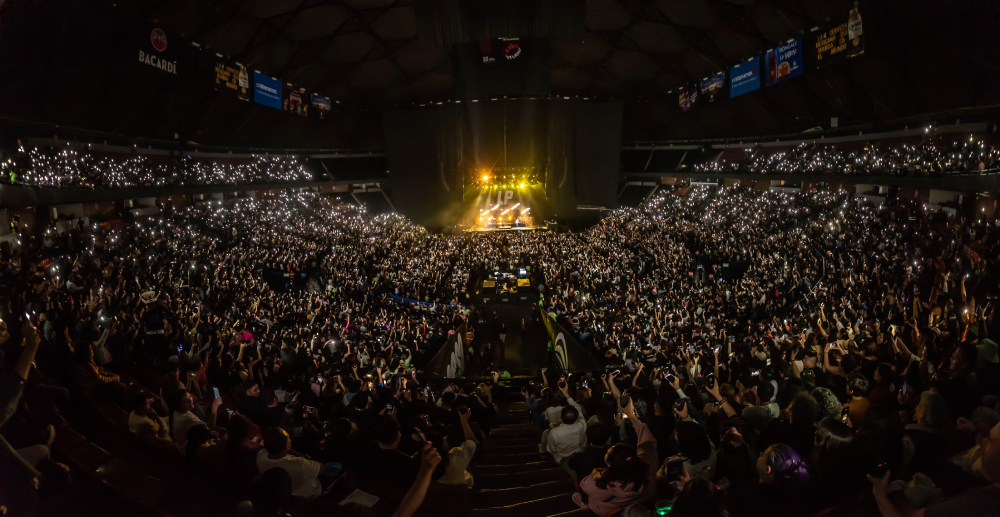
847,7,864,57
479,37,524,64
213,58,250,101
811,7,863,69
311,93,331,119
729,56,760,98
679,83,699,112
700,71,725,103
253,71,283,110
284,84,308,116
812,19,849,69
765,38,803,87
137,26,179,75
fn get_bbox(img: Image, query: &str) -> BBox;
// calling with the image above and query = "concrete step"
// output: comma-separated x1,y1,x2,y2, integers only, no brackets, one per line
548,508,592,517
480,451,543,466
477,461,557,475
469,493,580,517
473,479,575,509
490,424,541,438
481,443,541,456
476,467,566,490
485,436,540,448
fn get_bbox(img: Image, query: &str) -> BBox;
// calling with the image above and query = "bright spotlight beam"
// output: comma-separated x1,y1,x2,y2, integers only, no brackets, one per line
520,207,530,214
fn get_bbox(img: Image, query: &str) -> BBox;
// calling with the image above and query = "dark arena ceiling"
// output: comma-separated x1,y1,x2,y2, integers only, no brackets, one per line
0,0,998,149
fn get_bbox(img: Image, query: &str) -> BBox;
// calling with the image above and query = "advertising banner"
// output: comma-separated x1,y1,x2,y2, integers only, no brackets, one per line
765,38,803,86
311,93,331,119
700,71,725,103
479,37,524,64
847,7,864,57
812,8,862,70
729,56,760,98
284,83,308,116
253,71,282,110
137,26,179,75
213,58,250,101
422,322,468,378
537,307,603,373
678,83,699,112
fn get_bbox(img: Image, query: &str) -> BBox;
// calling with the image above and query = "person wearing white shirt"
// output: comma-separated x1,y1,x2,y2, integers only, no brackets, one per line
437,405,479,487
256,428,323,501
543,384,587,476
170,391,221,455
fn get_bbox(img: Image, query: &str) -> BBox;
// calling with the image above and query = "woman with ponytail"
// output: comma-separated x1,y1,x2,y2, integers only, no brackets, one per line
575,397,658,514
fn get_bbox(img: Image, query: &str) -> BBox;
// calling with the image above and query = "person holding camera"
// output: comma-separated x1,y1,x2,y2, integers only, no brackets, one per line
543,382,587,476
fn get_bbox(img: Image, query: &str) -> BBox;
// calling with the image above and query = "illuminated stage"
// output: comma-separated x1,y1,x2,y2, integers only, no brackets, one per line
464,226,545,233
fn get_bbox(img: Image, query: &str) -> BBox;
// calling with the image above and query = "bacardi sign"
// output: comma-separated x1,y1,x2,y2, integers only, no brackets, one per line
139,27,178,75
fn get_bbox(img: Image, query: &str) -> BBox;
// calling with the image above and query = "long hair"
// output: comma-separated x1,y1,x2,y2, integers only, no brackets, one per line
763,444,809,489
594,443,648,492
814,418,854,451
166,388,189,440
676,421,712,464
596,393,618,426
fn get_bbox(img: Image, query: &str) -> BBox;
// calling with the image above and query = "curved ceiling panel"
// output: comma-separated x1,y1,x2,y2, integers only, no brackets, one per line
349,58,399,90
201,18,261,56
241,0,305,20
283,4,351,41
750,6,806,44
628,20,687,54
155,0,212,37
710,25,765,62
655,0,718,30
370,7,417,40
552,37,611,66
394,41,449,73
319,32,379,65
585,0,634,31
241,38,297,76
605,50,660,83
343,0,397,9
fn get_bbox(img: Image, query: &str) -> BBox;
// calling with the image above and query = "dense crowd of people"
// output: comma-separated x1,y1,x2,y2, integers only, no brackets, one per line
0,185,998,517
0,147,313,188
692,136,1000,176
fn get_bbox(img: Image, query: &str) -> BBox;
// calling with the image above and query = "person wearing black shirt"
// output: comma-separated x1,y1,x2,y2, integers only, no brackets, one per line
361,415,419,494
238,379,266,425
568,422,613,484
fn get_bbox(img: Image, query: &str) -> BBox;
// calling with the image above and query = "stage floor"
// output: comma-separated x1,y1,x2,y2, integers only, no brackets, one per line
463,226,546,233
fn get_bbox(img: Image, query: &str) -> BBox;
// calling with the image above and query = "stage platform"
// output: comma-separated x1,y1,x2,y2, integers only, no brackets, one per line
463,226,546,233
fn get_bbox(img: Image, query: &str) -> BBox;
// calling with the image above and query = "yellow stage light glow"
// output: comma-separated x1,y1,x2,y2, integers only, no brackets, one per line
519,183,525,188
482,175,489,182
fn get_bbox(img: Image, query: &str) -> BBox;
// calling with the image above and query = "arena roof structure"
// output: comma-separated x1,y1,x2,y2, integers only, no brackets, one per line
1,0,998,149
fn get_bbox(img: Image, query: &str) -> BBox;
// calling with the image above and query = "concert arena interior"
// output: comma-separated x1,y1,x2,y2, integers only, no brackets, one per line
2,1,1000,517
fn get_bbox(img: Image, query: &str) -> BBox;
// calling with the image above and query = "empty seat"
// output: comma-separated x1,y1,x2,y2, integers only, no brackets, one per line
53,427,87,455
70,442,111,473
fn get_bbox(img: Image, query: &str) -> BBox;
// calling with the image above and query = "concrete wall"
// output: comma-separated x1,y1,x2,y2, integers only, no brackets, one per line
928,190,961,206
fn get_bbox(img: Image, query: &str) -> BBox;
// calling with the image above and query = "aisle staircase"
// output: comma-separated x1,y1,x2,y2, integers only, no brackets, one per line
471,400,590,517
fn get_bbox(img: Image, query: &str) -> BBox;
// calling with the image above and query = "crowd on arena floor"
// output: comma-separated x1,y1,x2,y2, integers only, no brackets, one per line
1,186,999,517
0,146,313,188
692,137,1000,176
